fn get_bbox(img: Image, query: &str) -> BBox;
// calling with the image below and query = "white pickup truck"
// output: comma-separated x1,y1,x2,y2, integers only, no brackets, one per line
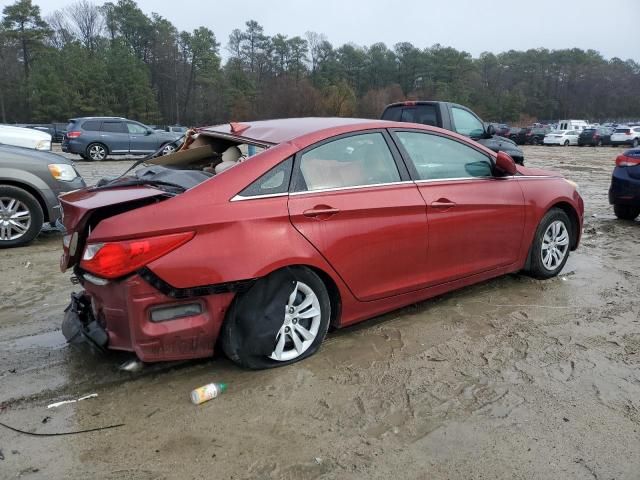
0,125,52,151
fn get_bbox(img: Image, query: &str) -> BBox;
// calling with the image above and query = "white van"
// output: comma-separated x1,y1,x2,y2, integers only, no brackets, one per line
0,125,52,150
557,120,589,131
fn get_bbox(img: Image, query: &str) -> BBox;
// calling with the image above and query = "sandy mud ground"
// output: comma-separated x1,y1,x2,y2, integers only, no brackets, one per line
0,145,638,479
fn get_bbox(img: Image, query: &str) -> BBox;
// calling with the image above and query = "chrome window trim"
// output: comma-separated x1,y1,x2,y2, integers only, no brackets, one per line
231,192,289,202
414,176,494,184
289,180,415,196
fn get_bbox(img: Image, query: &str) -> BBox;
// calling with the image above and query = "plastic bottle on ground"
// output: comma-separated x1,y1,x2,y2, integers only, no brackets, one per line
190,382,227,405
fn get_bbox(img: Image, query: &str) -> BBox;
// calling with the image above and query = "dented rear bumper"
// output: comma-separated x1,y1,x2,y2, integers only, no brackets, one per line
63,273,236,362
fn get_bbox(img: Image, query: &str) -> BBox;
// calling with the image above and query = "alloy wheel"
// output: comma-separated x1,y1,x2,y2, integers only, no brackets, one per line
161,144,176,155
269,281,322,362
0,197,32,241
89,144,107,161
541,220,569,271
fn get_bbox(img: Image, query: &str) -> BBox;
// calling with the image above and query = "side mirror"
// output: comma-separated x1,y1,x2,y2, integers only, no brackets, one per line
485,124,496,137
146,129,154,135
495,151,517,175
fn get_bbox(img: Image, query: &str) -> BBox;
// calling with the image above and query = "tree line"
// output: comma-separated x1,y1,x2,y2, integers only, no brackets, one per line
1,0,639,127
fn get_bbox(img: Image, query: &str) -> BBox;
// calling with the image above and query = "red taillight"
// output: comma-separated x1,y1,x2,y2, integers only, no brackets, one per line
67,131,82,138
616,154,640,167
80,231,195,279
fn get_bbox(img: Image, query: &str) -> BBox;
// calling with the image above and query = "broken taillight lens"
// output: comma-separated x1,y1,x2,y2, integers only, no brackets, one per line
80,231,195,279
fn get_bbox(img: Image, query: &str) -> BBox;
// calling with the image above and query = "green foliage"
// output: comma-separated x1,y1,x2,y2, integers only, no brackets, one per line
0,0,639,126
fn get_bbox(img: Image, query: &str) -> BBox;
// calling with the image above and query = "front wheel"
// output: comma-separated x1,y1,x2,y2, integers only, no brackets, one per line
221,267,331,369
563,140,570,146
526,208,572,279
0,186,44,248
633,139,639,148
613,204,640,220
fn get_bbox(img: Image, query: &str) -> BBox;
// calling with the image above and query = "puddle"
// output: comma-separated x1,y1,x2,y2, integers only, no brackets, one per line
4,330,68,351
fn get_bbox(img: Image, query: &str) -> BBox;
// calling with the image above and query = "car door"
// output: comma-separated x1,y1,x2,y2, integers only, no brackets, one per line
288,130,429,301
127,121,157,154
391,129,525,286
99,120,129,153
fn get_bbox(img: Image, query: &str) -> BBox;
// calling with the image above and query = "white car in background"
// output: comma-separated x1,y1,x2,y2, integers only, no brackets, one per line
543,130,579,146
610,126,640,147
0,125,52,151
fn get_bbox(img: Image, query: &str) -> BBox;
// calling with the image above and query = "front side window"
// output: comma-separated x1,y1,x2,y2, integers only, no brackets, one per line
451,107,484,138
127,122,148,134
395,131,493,180
296,132,400,191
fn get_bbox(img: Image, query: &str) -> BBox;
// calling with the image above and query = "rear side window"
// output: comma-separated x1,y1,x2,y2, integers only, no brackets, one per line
295,132,400,192
81,120,101,131
101,121,126,133
395,131,492,180
239,157,293,197
615,128,631,134
451,107,484,138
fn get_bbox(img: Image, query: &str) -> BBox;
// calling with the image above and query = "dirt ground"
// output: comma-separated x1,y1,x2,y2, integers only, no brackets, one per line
1,145,639,479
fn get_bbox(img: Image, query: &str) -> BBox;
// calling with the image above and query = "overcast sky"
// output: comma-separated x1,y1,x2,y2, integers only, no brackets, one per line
4,0,639,61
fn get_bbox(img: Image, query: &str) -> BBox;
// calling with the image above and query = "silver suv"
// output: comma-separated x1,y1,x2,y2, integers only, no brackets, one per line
61,117,182,161
0,144,85,247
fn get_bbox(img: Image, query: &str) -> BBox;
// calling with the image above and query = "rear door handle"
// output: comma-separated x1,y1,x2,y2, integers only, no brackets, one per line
303,206,340,218
431,198,456,209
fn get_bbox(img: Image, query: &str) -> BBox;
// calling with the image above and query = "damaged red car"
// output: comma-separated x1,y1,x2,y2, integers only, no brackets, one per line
59,118,584,369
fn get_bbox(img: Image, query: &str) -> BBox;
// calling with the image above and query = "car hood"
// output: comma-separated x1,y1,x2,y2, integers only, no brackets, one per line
0,143,73,164
0,125,51,140
516,165,556,177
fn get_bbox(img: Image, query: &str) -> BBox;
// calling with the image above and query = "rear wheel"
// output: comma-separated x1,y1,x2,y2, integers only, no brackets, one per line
86,143,107,161
0,186,44,248
596,140,602,147
633,139,639,148
160,143,176,155
563,140,570,146
221,267,331,369
526,208,572,279
613,204,640,220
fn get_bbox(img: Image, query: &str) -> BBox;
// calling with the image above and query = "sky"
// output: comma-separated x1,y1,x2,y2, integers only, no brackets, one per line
4,0,639,61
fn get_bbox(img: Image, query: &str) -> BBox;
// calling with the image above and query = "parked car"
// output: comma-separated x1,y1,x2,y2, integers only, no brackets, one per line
543,130,579,146
25,123,67,143
380,101,525,164
558,120,589,131
0,125,52,151
578,127,612,147
610,126,640,148
508,127,531,145
59,117,583,368
0,144,85,247
527,126,552,145
62,117,182,161
609,148,640,220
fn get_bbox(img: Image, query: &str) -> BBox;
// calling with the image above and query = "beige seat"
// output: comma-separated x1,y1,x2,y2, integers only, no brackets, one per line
215,146,242,174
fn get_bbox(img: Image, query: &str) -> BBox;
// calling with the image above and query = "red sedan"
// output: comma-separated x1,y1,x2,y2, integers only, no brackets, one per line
59,118,584,368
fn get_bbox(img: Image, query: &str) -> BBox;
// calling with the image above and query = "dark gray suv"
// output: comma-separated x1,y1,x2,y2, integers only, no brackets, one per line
62,117,182,161
0,144,85,247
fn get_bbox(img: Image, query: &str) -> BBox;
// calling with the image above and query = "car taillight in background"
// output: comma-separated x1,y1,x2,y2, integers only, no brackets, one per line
615,153,640,167
80,231,195,279
66,131,82,139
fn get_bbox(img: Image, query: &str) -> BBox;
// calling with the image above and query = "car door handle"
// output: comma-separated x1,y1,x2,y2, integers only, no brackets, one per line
303,206,340,218
431,198,456,209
